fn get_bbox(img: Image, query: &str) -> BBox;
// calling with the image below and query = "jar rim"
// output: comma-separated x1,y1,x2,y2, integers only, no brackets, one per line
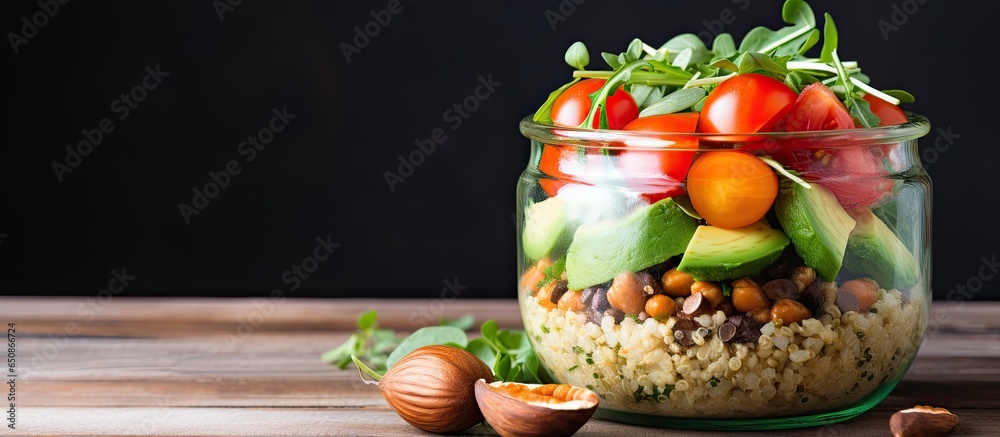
519,112,930,151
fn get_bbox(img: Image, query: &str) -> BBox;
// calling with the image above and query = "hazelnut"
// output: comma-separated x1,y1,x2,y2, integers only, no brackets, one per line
375,345,493,433
475,380,599,437
890,405,959,437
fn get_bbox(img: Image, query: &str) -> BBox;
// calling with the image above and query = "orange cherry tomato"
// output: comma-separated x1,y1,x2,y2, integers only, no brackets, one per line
687,151,778,229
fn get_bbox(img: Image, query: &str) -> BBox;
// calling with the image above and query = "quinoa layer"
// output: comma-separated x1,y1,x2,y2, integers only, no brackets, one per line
522,282,924,418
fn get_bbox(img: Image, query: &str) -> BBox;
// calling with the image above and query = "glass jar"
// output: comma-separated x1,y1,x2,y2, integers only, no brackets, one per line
515,115,931,430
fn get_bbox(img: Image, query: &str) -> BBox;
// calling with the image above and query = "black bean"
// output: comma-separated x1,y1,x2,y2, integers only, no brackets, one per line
637,271,663,296
719,322,738,343
682,292,712,316
764,279,801,300
767,261,790,280
550,280,569,304
674,329,696,347
800,280,825,314
587,289,612,325
836,288,860,313
604,308,625,324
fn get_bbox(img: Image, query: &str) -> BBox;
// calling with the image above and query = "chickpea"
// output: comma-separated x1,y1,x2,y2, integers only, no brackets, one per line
535,281,558,309
607,271,646,315
691,281,723,307
520,259,551,294
750,306,772,325
841,278,879,312
770,299,811,325
644,294,677,320
731,277,770,313
661,268,695,297
557,290,585,312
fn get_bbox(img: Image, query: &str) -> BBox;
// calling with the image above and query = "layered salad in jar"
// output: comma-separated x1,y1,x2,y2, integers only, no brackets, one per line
517,0,930,419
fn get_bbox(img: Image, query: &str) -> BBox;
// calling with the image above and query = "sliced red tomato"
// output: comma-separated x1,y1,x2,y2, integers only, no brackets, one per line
777,83,893,208
698,73,798,134
863,93,908,126
551,79,639,129
785,83,856,131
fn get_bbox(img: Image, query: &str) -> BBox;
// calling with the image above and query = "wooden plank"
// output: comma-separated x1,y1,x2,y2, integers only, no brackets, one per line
3,299,999,436
14,407,998,437
0,297,526,332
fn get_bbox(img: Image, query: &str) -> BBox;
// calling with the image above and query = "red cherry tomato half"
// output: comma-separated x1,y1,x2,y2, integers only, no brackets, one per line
698,73,798,134
620,113,700,181
785,83,856,131
777,83,893,207
551,79,639,130
862,93,908,126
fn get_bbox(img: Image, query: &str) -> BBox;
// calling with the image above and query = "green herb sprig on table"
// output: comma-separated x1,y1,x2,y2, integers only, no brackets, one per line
321,311,548,384
534,0,913,129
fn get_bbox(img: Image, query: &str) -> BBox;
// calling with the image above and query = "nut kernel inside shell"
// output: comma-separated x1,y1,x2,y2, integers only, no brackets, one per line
475,379,598,437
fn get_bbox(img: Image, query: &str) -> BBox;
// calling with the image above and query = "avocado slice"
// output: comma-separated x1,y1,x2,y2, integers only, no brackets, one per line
677,221,790,281
775,183,857,282
843,207,920,288
522,197,572,261
565,198,697,290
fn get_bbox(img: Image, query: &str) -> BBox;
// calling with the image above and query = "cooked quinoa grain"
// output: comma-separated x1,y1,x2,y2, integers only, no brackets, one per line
522,282,923,417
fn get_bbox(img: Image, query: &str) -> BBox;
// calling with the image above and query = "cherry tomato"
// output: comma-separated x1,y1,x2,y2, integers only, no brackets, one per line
537,144,601,197
620,113,699,180
777,83,893,208
698,73,798,134
551,79,639,129
687,151,778,229
785,83,856,131
862,93,908,126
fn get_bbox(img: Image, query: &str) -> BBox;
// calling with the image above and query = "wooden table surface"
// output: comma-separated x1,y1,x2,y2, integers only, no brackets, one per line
1,297,997,436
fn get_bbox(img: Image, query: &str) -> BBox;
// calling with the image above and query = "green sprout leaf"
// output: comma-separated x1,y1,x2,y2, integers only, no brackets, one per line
819,13,838,63
356,310,377,331
385,326,468,370
565,41,590,70
711,33,737,58
661,34,712,65
639,87,706,117
882,89,915,103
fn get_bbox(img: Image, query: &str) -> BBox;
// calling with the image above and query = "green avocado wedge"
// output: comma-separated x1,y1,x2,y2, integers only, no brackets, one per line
566,198,697,290
775,182,857,282
522,197,572,261
677,221,790,282
843,206,920,288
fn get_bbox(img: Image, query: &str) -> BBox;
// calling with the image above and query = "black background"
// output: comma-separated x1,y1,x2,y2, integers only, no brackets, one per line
1,0,997,300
